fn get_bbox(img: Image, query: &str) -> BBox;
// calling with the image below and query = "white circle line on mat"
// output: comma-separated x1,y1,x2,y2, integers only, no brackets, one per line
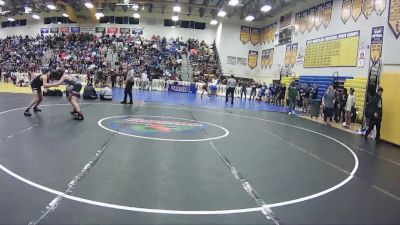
0,103,359,214
98,115,229,142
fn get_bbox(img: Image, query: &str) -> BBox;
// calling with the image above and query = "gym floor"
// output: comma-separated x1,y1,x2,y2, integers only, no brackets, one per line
0,91,399,225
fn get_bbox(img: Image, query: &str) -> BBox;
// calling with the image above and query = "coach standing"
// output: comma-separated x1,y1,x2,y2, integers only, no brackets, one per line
121,65,135,104
225,74,237,105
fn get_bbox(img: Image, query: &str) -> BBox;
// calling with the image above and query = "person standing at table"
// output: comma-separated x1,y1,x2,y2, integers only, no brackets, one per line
121,65,134,104
225,74,237,105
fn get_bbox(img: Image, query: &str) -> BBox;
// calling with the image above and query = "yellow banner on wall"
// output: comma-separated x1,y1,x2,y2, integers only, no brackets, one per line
315,4,324,30
323,0,333,28
294,13,301,35
352,0,362,21
269,24,277,43
290,43,298,67
284,45,292,66
265,49,270,69
362,0,374,19
341,0,352,24
300,10,308,34
240,26,250,44
248,50,258,70
261,50,266,69
268,49,274,69
370,26,384,63
304,31,360,68
374,0,386,15
250,28,260,46
307,7,316,32
388,0,400,39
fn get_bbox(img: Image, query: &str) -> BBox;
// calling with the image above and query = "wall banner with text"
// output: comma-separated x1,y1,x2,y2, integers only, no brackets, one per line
290,43,298,67
294,13,301,35
300,10,308,34
352,0,362,21
250,27,260,46
341,0,352,24
268,49,274,69
307,7,316,32
374,0,386,15
323,0,333,28
240,26,250,44
315,4,324,30
388,0,400,39
261,50,267,69
370,26,384,63
60,27,69,33
248,50,258,69
95,27,106,33
362,0,374,19
120,28,131,34
50,27,59,33
284,45,292,66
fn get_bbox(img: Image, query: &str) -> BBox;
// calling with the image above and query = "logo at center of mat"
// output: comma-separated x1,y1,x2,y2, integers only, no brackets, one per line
114,117,204,133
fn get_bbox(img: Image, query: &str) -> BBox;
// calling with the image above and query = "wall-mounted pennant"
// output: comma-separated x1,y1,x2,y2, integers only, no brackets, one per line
250,27,260,46
352,0,362,21
307,7,316,32
315,4,324,30
342,0,352,24
290,43,298,67
248,50,258,69
294,13,301,35
362,0,374,19
323,1,333,28
300,10,308,34
370,26,384,63
270,23,277,43
268,49,274,69
374,0,386,15
260,28,265,45
240,26,250,44
265,49,270,69
261,50,266,69
388,0,400,39
284,44,292,67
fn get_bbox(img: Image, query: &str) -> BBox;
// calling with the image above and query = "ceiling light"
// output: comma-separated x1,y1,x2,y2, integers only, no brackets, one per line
62,13,69,17
173,5,181,12
218,10,226,17
7,17,15,22
0,0,5,6
24,6,32,13
84,2,94,9
210,19,218,25
228,0,239,6
133,12,140,18
32,14,40,20
172,15,179,21
260,5,272,12
245,15,254,21
95,12,104,19
132,4,139,11
47,4,56,10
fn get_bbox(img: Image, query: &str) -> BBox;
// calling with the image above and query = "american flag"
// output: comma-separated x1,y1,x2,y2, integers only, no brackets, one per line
279,12,292,29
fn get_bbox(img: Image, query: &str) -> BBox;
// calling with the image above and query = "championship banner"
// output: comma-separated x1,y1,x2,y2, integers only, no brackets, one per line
120,28,130,34
250,28,260,46
248,50,258,70
284,45,292,66
374,0,386,15
290,43,298,67
271,23,277,42
315,4,324,30
261,50,267,69
300,10,308,34
95,27,106,33
352,0,362,21
268,49,274,69
71,27,80,33
388,0,400,38
265,26,271,43
362,0,374,19
40,28,49,34
240,26,250,44
342,0,352,24
294,13,301,35
307,7,316,32
50,27,59,33
60,27,69,33
132,28,143,35
323,0,333,28
370,26,384,63
265,49,271,69
260,28,266,44
107,27,118,34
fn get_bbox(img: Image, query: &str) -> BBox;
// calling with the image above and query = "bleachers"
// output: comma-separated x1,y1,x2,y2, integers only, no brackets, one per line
298,75,353,98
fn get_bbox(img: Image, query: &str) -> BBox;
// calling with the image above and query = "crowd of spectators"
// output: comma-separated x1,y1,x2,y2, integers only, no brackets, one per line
188,39,221,82
1,33,222,87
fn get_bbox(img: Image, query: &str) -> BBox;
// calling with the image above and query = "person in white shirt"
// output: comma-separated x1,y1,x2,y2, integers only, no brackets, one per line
100,85,113,101
141,70,148,90
344,88,356,128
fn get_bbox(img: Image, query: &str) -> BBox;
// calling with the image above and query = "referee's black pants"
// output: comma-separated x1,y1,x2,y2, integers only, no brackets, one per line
226,87,235,104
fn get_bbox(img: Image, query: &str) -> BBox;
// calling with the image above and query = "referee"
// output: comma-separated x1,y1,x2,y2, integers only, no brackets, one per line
121,65,135,104
225,74,237,105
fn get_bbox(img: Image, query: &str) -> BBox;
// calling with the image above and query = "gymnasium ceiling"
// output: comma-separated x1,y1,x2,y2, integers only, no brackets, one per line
0,0,316,21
